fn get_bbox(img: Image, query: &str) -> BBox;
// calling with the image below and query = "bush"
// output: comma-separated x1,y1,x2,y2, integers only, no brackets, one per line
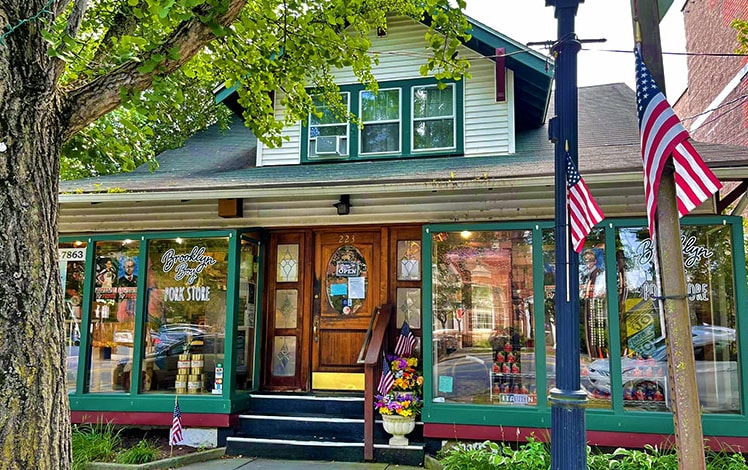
439,439,748,470
71,422,121,470
116,439,161,464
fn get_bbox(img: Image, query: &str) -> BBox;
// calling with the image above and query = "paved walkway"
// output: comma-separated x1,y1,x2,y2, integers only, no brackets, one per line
180,456,424,469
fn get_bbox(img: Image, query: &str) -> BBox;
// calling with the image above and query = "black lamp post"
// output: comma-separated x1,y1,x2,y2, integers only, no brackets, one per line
545,1,587,469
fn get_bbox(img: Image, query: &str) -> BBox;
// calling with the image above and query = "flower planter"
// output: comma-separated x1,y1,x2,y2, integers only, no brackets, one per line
381,414,416,446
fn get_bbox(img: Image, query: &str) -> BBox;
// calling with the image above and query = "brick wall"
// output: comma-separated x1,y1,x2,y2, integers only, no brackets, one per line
674,0,748,146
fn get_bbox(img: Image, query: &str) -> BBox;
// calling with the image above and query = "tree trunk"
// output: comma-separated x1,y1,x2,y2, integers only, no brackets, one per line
0,3,71,469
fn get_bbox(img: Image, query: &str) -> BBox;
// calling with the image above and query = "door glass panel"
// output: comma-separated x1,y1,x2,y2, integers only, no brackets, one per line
397,288,421,329
60,241,86,393
431,230,536,406
275,289,298,328
272,336,297,376
325,245,367,315
236,238,260,391
277,244,299,282
88,240,140,393
397,240,421,280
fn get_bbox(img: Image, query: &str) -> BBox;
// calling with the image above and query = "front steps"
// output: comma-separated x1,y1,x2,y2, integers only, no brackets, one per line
225,393,425,465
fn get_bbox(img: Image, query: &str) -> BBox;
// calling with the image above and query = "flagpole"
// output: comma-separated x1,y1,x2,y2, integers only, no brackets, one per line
632,1,706,467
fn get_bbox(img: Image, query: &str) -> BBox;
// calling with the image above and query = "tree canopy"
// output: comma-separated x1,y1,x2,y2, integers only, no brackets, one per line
49,0,471,178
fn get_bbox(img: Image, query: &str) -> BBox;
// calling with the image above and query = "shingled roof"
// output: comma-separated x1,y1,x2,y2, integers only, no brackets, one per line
59,83,748,203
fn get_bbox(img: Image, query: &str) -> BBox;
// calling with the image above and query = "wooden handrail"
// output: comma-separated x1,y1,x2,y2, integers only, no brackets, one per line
363,303,393,461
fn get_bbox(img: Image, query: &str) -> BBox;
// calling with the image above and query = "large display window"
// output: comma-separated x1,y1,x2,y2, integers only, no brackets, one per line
431,229,536,406
87,239,140,393
135,237,230,395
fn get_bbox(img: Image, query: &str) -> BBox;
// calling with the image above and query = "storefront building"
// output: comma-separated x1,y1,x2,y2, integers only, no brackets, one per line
59,15,748,449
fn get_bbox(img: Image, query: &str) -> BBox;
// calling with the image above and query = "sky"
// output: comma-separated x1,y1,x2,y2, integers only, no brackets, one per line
463,1,688,99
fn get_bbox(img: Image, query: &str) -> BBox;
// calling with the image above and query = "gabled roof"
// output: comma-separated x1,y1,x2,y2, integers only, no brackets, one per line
215,14,554,131
60,83,748,205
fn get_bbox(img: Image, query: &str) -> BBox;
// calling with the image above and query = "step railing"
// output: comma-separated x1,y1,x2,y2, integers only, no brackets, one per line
363,303,392,461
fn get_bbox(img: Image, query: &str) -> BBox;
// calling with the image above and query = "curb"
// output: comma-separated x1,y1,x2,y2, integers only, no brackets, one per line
86,447,226,469
424,454,444,470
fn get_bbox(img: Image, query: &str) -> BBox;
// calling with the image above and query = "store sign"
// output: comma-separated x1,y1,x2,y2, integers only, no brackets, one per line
161,246,217,285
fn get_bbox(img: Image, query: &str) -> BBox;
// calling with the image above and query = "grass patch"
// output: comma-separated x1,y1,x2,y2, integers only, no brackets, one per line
115,439,161,464
71,422,122,470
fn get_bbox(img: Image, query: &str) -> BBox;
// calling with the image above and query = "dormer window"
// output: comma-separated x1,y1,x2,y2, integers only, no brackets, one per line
360,89,401,155
308,93,350,158
301,79,462,162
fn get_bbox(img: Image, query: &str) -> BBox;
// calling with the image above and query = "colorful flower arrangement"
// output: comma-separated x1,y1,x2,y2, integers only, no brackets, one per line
374,355,424,417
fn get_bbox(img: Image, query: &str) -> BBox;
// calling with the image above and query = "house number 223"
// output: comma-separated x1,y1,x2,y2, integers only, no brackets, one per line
339,234,356,243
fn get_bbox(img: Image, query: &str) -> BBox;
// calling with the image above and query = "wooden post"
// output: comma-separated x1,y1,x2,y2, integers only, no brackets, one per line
631,2,706,468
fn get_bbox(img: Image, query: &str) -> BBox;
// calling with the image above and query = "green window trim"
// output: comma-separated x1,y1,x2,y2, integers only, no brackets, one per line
301,78,464,163
422,216,748,437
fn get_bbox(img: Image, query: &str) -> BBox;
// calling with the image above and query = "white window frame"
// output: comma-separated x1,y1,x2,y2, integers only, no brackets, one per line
308,92,350,158
358,88,402,156
411,84,457,153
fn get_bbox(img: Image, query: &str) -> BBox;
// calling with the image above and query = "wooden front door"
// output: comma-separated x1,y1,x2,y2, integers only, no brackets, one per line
312,229,384,390
263,228,384,391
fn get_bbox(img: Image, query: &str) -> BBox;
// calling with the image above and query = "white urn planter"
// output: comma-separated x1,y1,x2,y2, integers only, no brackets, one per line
381,414,416,446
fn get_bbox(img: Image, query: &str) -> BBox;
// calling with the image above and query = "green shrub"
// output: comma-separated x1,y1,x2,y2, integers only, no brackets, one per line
115,439,161,464
71,422,121,470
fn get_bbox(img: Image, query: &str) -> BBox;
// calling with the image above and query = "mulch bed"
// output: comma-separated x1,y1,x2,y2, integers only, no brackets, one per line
118,428,201,459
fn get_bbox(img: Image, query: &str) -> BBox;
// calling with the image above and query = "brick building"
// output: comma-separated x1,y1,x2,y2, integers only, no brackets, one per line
673,0,748,146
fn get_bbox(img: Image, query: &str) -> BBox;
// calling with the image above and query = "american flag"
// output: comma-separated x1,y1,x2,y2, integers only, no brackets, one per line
566,152,604,253
635,49,722,239
394,321,416,357
169,400,183,446
377,355,394,395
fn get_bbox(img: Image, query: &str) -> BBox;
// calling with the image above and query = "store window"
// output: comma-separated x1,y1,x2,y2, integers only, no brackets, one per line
432,229,536,406
60,241,86,393
137,237,229,394
236,237,260,391
615,225,740,413
88,239,140,393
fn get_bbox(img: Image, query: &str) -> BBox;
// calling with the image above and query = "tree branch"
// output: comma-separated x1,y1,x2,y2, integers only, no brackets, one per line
60,0,247,142
65,0,88,38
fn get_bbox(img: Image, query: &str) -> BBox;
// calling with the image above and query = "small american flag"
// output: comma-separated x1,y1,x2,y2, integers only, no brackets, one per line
566,153,604,253
377,355,394,395
394,321,416,357
169,400,183,446
635,50,721,239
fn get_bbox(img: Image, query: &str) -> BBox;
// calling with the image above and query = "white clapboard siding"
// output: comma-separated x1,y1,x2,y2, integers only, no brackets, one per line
257,91,301,166
258,16,513,166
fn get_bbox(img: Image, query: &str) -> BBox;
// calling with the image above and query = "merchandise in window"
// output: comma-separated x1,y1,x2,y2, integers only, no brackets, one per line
60,241,86,394
412,85,455,151
130,237,229,395
308,93,349,158
360,89,401,154
88,240,140,393
431,230,536,406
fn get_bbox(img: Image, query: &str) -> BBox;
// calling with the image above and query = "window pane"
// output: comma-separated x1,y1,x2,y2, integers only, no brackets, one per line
361,89,400,122
277,244,299,282
361,123,400,153
273,336,297,376
397,240,421,281
275,289,298,328
413,119,454,150
616,226,740,413
310,95,349,125
432,230,536,406
397,288,421,329
60,241,86,394
542,229,612,409
88,240,140,393
137,237,228,395
236,239,260,391
413,86,453,118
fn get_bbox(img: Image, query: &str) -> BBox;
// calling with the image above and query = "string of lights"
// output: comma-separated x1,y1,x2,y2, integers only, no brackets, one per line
0,0,55,46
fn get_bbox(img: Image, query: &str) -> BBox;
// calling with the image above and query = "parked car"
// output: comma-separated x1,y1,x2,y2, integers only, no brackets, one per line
584,325,739,412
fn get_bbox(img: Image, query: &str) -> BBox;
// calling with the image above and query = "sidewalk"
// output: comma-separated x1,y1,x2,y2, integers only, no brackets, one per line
179,456,425,469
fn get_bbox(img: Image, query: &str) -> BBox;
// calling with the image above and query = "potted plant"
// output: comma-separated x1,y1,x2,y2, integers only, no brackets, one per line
374,355,423,446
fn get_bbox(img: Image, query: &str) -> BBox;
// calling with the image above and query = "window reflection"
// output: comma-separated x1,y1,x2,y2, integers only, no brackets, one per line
60,241,86,393
432,230,536,406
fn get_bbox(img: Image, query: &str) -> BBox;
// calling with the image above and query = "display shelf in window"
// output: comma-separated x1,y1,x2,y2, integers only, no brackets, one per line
489,342,537,406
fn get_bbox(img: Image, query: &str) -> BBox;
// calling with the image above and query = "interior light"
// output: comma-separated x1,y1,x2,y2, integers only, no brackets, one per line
176,237,183,244
461,231,472,239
